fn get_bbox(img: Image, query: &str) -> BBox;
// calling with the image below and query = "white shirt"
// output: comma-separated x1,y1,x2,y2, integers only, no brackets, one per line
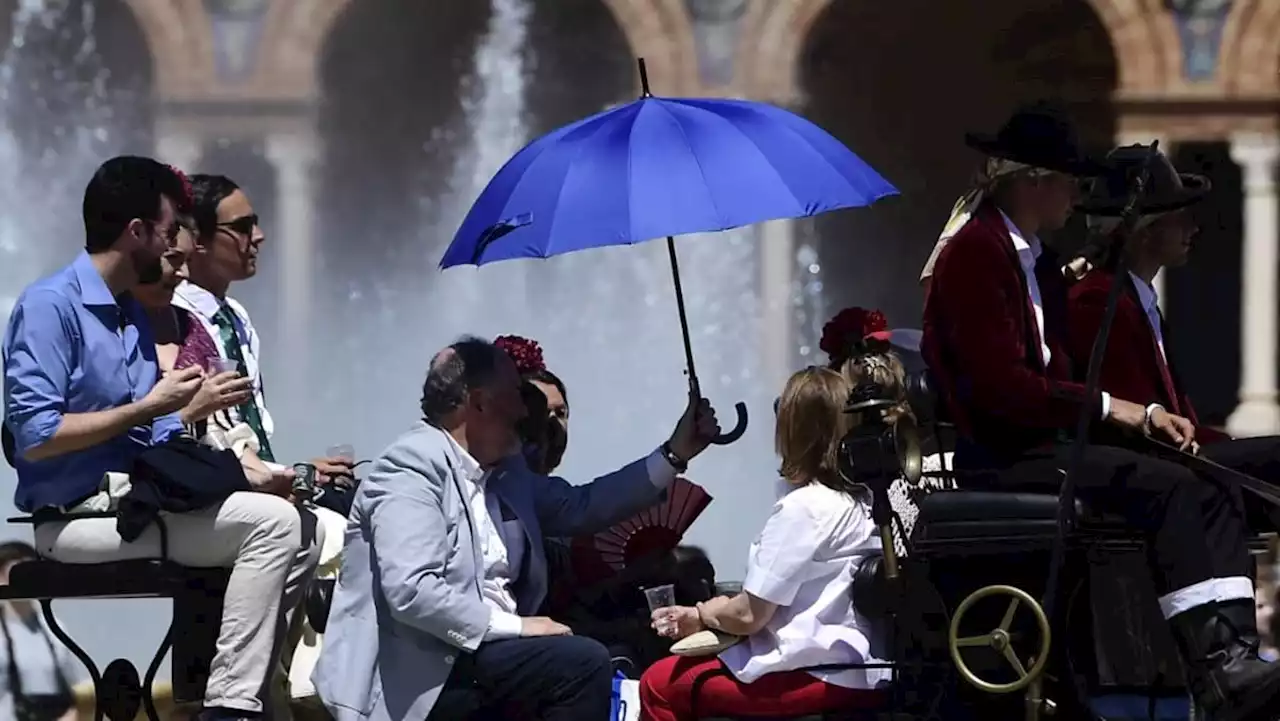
444,433,524,638
1129,272,1166,362
720,483,891,690
443,433,679,641
999,211,1050,367
998,211,1111,419
171,281,274,441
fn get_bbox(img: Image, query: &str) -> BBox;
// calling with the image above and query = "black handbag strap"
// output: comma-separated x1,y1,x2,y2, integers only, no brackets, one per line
0,608,72,703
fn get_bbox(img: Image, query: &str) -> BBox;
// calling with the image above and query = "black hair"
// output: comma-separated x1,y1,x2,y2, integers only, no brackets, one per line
189,174,242,243
420,336,507,425
671,545,716,605
82,156,188,253
0,541,38,567
518,381,552,472
525,368,569,411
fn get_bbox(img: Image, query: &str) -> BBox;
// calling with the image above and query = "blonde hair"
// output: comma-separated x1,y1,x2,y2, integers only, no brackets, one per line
838,350,913,426
776,367,854,488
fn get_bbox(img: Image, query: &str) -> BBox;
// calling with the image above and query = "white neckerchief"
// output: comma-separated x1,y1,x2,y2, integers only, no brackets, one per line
920,158,1050,283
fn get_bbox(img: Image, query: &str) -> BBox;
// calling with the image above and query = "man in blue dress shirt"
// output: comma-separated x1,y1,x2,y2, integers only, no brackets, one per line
2,156,318,721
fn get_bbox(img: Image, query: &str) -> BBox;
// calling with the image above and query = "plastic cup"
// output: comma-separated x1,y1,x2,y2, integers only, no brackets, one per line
209,358,239,375
643,583,677,635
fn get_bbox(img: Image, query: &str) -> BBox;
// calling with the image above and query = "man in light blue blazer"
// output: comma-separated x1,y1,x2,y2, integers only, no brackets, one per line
313,336,720,721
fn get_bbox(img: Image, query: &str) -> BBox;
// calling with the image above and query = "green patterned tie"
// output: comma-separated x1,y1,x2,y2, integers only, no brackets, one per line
212,303,275,462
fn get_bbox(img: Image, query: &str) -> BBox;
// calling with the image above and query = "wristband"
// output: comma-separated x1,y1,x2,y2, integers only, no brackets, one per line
660,441,689,473
1143,403,1164,434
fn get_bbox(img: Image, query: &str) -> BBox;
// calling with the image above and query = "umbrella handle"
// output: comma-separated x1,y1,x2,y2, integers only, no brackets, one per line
709,402,749,446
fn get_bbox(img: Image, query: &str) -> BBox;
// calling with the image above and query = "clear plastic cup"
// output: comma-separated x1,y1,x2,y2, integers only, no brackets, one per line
209,358,240,375
643,583,677,635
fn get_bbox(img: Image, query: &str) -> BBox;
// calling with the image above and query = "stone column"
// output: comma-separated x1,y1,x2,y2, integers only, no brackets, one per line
1227,133,1280,437
264,131,319,398
759,219,794,388
155,130,203,175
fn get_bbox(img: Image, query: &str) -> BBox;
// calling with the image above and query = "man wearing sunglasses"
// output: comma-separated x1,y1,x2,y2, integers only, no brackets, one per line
173,174,351,718
172,175,353,483
3,157,316,721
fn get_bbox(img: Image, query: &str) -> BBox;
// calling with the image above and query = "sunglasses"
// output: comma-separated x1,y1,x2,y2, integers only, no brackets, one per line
217,214,259,236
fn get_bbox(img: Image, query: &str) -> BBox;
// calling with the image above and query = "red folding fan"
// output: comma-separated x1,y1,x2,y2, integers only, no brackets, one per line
569,476,713,586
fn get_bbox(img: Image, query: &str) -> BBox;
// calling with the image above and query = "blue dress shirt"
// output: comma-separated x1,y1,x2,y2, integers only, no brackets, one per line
2,252,183,511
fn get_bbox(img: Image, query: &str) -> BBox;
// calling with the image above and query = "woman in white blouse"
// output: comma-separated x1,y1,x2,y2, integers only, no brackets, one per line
639,366,890,720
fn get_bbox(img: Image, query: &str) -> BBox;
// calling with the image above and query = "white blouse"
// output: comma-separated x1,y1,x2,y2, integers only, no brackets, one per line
719,482,892,690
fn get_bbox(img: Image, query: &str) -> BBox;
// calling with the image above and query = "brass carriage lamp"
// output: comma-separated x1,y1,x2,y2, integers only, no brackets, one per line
841,380,922,581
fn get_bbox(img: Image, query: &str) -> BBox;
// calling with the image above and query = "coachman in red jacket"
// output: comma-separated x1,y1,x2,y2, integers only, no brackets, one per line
1068,145,1280,528
920,105,1280,719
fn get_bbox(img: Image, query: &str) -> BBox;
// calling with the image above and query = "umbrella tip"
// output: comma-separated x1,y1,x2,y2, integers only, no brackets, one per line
637,57,653,98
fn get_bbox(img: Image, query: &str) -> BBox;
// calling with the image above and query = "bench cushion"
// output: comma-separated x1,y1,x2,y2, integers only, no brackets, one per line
1,559,228,601
911,490,1127,544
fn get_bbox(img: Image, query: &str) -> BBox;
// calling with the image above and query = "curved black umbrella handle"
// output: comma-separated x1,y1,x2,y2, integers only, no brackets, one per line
709,402,749,445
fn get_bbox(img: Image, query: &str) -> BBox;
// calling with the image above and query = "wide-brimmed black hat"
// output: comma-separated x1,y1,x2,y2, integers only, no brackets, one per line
1077,144,1211,217
965,102,1110,177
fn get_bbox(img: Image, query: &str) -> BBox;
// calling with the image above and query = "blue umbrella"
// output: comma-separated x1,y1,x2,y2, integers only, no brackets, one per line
441,59,898,444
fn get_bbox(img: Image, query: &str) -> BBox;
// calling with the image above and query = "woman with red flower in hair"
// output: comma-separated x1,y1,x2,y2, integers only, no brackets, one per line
494,335,722,674
819,308,955,554
493,334,570,473
133,168,259,442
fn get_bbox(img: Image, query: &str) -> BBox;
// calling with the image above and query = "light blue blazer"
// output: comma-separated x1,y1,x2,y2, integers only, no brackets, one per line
312,421,661,721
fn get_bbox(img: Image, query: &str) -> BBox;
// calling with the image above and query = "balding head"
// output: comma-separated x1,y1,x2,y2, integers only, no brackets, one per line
421,336,526,464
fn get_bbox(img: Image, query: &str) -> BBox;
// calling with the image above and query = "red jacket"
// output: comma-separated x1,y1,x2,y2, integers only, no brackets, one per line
921,202,1102,461
1066,270,1229,443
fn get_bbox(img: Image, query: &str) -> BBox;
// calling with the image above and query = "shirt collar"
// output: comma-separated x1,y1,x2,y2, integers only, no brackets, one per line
1129,272,1159,315
173,280,225,320
998,210,1042,263
72,251,118,307
442,429,483,483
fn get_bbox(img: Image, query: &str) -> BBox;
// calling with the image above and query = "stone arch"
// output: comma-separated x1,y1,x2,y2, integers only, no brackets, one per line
733,0,1176,104
118,0,210,100
1219,0,1280,96
791,0,1119,327
259,0,700,103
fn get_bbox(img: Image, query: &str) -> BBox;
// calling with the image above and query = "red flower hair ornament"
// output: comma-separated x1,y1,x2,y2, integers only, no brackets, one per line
494,335,547,375
820,307,891,364
167,164,195,214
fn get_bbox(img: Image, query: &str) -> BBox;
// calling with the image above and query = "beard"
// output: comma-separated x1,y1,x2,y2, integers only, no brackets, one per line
133,250,164,285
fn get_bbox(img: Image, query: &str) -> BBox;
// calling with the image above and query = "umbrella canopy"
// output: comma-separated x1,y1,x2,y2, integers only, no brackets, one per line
441,95,897,268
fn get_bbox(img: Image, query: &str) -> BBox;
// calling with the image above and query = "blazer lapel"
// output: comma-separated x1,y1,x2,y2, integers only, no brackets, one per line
437,428,485,594
1123,277,1182,414
488,464,547,615
978,207,1045,372
1156,306,1198,424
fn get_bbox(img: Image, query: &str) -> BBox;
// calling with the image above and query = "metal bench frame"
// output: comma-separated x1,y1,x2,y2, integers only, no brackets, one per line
0,512,228,721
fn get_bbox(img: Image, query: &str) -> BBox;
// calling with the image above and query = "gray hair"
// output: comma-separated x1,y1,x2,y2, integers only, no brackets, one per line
420,336,508,425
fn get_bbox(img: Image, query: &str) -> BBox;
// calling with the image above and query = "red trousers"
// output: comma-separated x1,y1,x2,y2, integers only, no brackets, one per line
638,655,886,721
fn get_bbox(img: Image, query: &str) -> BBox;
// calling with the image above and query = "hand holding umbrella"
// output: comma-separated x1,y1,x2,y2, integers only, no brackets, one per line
667,393,721,463
441,58,898,446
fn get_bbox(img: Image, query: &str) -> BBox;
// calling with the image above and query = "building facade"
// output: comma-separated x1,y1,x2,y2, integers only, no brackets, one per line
3,0,1277,435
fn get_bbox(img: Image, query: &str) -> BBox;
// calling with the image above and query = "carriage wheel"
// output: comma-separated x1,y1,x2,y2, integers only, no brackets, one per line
948,584,1052,695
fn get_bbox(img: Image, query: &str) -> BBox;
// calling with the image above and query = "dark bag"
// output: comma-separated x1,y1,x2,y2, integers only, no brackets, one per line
1,612,73,721
118,436,250,542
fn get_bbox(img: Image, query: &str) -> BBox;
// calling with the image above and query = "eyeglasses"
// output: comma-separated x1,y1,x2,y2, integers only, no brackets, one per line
217,214,259,236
